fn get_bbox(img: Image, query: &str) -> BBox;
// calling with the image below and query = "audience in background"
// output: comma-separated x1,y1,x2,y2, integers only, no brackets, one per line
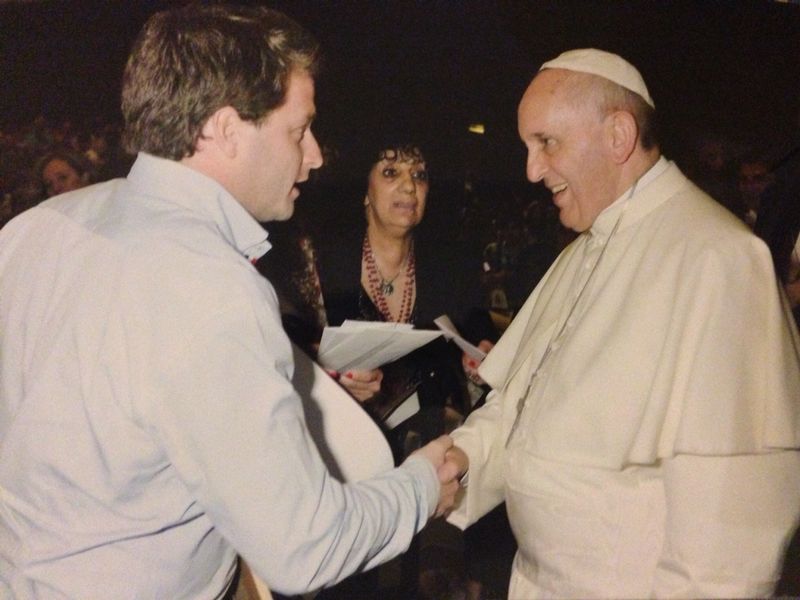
0,117,133,225
685,133,741,215
36,147,95,198
737,156,774,228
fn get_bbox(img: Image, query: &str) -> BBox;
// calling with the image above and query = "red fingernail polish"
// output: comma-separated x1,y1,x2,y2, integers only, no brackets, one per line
345,372,353,378
467,359,477,368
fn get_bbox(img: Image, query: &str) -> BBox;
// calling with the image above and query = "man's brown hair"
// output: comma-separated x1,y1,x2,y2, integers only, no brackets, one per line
121,4,319,160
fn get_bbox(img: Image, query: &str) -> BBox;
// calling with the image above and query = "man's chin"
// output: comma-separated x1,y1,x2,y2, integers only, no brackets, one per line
254,204,294,224
558,207,591,233
270,206,295,222
558,210,574,230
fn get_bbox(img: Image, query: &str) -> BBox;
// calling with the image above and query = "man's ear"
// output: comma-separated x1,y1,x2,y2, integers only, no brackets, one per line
196,106,241,159
607,110,638,164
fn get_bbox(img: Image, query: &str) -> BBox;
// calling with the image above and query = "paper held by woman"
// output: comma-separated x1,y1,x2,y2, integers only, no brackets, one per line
317,320,442,373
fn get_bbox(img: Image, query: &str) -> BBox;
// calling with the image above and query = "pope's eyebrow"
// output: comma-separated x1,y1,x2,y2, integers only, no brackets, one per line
522,132,548,144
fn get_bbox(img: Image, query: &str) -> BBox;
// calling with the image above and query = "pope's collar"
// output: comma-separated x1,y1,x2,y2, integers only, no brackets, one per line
589,156,669,238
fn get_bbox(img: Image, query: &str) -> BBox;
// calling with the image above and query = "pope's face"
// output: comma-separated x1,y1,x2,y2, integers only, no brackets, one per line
235,70,323,222
365,149,428,234
518,69,617,232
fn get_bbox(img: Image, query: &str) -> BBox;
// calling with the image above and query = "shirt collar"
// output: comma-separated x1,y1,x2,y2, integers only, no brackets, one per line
127,152,271,261
589,156,669,238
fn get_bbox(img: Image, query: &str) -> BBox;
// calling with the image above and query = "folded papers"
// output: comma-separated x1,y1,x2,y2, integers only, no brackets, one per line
317,320,442,372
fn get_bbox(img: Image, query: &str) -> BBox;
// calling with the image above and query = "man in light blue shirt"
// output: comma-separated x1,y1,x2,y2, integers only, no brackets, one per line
0,5,459,598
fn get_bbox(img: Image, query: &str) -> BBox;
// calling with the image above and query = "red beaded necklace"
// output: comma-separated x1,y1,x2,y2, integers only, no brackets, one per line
362,233,416,323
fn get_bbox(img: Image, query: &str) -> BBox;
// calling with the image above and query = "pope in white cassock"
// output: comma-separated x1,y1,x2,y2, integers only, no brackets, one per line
446,48,800,598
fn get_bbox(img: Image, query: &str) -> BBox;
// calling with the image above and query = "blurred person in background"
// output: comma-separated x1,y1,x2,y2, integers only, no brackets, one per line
35,146,95,198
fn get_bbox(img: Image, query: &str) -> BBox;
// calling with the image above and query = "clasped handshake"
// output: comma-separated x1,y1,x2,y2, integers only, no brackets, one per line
412,434,469,518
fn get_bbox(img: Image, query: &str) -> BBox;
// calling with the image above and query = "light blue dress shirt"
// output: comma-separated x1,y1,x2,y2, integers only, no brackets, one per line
0,153,438,599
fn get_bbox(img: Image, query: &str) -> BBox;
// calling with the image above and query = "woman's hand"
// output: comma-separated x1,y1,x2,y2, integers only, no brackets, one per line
330,368,383,403
462,339,494,386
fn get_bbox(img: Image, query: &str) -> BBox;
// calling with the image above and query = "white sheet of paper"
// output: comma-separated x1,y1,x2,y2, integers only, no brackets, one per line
291,343,394,482
383,391,420,430
317,321,442,372
434,314,487,360
342,319,414,330
317,320,413,361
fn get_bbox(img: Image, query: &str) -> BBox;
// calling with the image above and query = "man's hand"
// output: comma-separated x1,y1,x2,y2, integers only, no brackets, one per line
434,445,469,517
412,435,463,517
445,445,469,480
328,368,383,402
462,339,494,386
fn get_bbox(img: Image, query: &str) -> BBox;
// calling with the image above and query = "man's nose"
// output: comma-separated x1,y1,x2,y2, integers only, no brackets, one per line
304,130,323,170
526,151,547,183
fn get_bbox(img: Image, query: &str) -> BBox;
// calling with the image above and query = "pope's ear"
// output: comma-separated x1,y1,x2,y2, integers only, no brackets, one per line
196,106,241,158
607,110,638,164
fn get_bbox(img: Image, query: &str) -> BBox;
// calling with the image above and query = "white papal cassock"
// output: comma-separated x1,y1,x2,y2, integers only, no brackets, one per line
448,158,800,598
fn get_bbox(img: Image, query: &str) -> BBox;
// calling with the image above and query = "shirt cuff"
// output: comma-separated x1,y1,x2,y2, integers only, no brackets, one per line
399,454,440,520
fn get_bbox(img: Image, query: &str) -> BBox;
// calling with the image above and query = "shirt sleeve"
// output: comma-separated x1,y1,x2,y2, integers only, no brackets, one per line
138,285,439,595
652,451,800,598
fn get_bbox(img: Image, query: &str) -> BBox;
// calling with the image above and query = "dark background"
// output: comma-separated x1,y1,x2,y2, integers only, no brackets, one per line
1,0,799,184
